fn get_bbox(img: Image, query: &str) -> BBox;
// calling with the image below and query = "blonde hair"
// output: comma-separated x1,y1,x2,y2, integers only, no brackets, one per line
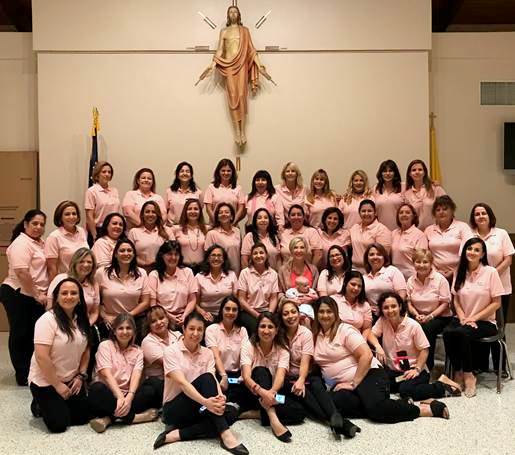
280,162,303,188
68,248,97,286
92,161,113,183
412,248,433,264
343,169,372,204
306,169,336,204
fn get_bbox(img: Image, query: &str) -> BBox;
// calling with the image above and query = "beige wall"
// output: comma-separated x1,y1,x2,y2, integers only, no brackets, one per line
431,32,515,231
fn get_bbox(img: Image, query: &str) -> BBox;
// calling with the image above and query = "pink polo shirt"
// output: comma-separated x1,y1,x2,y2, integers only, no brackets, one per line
241,232,281,270
28,311,88,386
237,266,280,312
3,232,49,297
364,265,407,315
406,269,451,316
473,228,515,295
44,226,89,273
240,339,290,379
172,225,206,265
94,340,144,393
425,220,472,277
314,323,380,385
47,273,100,313
317,270,344,296
205,227,241,275
128,226,174,266
205,323,249,371
165,187,203,225
373,185,405,231
452,265,504,323
318,228,351,269
163,339,215,402
96,266,149,324
350,220,392,272
245,193,285,230
142,330,182,379
122,190,167,228
372,316,430,372
195,270,237,316
404,185,446,231
274,184,307,218
338,195,371,230
91,236,117,268
203,183,245,213
391,226,428,279
280,226,322,262
84,183,121,227
287,325,314,377
148,268,197,319
333,294,373,331
305,196,337,229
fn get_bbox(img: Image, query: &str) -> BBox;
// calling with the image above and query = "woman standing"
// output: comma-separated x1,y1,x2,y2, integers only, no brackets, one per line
338,170,373,230
317,246,351,297
275,162,306,219
373,160,405,231
305,169,337,229
245,170,284,231
278,237,320,294
317,207,351,270
91,212,127,268
1,209,48,386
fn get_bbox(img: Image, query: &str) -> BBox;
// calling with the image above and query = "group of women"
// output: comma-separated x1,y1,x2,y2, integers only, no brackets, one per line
0,157,512,454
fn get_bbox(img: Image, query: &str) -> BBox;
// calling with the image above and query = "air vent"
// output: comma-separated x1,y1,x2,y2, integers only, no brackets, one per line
481,82,515,105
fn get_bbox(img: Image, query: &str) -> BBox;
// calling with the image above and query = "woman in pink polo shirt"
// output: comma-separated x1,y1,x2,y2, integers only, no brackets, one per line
165,161,203,226
280,300,359,438
443,237,504,397
148,240,197,327
350,199,392,273
280,205,323,268
275,161,306,219
391,203,428,280
173,198,208,274
85,161,120,243
407,249,452,370
369,292,460,402
88,313,158,433
425,195,472,282
241,208,281,270
128,200,174,272
91,212,127,268
404,159,446,231
195,245,238,322
245,170,284,231
305,169,338,229
317,207,351,270
122,168,167,229
373,160,405,231
28,278,91,433
317,246,351,297
204,158,245,225
45,200,88,281
313,296,449,424
241,312,306,443
363,243,406,317
238,243,280,334
278,237,320,295
1,209,48,386
155,312,248,454
338,170,373,230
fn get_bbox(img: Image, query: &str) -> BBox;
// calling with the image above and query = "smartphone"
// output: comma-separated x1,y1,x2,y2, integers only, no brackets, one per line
199,405,207,413
396,350,410,371
275,393,285,404
228,377,240,384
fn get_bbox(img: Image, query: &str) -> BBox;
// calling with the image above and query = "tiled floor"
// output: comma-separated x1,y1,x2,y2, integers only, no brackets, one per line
1,328,514,455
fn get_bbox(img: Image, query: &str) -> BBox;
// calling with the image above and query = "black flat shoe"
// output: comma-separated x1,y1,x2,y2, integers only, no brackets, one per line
428,400,450,419
273,429,292,443
220,440,249,455
153,430,169,450
30,399,41,418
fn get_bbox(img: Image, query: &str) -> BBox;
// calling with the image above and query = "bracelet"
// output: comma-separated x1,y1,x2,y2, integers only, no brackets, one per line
221,374,228,378
127,391,135,395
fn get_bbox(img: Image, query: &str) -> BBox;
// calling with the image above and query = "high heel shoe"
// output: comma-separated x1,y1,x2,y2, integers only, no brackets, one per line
220,440,250,455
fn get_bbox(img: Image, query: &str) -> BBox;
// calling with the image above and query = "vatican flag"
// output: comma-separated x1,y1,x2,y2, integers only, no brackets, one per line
429,113,442,183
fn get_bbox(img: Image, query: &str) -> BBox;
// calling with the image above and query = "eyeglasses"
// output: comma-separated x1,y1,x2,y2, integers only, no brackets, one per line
209,254,224,259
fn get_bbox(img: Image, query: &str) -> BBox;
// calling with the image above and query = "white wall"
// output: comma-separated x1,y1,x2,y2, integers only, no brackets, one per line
431,32,515,231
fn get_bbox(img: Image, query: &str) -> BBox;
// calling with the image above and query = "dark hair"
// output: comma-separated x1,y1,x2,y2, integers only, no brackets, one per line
98,212,127,239
406,159,433,196
454,238,489,292
213,158,237,189
178,198,208,235
376,160,402,194
200,244,231,275
107,238,141,279
184,311,207,329
377,291,407,317
109,313,137,348
139,200,168,240
155,240,184,281
250,208,279,247
212,202,235,227
144,305,173,336
11,209,46,242
250,312,288,350
359,199,376,212
469,202,497,229
432,195,456,216
215,295,243,328
132,167,157,193
363,243,390,273
396,203,419,229
312,296,341,343
321,207,344,233
248,170,275,199
279,300,301,335
53,200,81,227
170,161,198,192
341,270,366,304
326,245,350,280
285,204,309,228
51,278,91,342
226,5,243,26
249,242,270,269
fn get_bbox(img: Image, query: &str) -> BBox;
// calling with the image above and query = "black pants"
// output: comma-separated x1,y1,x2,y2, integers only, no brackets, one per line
240,311,258,336
162,373,231,441
331,368,420,424
30,382,90,433
143,376,165,409
443,318,498,373
88,380,155,423
386,369,446,401
0,284,45,385
420,316,451,370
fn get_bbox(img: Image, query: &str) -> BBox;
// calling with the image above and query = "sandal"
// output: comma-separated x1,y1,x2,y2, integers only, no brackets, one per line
422,400,450,419
438,375,462,397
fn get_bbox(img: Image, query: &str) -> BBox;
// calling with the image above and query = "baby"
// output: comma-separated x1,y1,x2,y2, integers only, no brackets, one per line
286,276,318,316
